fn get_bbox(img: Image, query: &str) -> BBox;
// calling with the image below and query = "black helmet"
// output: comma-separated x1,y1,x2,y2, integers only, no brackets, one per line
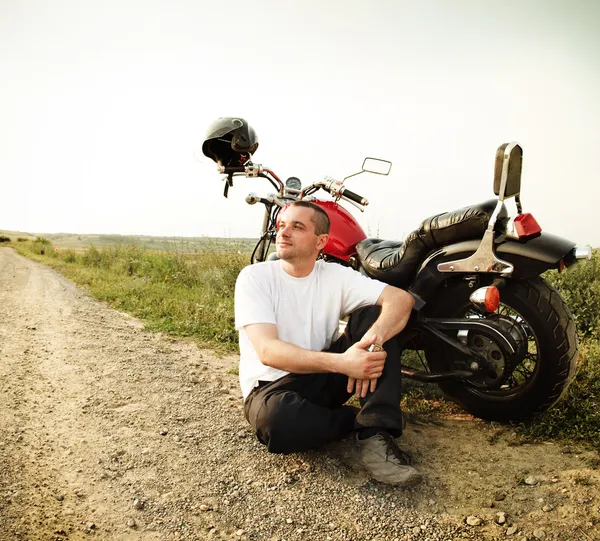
202,117,259,166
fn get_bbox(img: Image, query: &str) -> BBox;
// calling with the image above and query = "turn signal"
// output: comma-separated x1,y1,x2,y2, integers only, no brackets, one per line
469,286,501,313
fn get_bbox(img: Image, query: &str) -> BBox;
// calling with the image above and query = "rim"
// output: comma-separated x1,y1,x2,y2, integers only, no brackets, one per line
459,301,540,398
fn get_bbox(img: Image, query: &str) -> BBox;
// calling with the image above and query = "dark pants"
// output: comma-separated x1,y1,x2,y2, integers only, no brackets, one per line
243,306,405,454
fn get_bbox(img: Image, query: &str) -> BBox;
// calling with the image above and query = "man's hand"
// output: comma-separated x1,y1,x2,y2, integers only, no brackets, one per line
349,376,379,398
344,285,414,399
342,334,386,398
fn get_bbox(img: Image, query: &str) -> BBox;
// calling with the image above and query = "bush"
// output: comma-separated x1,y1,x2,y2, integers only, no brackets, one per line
24,238,59,257
0,236,11,243
82,245,104,267
17,237,29,242
517,338,600,449
545,250,600,340
62,250,78,263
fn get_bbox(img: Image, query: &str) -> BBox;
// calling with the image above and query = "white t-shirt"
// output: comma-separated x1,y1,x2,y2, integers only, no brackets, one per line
234,259,387,398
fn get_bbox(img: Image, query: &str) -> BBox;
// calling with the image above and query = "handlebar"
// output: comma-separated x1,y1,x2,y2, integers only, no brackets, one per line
220,164,369,208
340,187,368,206
219,166,246,174
319,178,369,207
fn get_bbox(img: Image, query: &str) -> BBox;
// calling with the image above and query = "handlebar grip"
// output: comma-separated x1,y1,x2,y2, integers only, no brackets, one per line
221,166,247,174
341,187,368,206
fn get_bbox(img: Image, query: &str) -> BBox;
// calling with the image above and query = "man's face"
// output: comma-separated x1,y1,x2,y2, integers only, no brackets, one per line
276,205,328,263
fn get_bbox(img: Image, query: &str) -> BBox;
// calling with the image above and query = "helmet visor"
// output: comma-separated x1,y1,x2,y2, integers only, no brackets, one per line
204,117,245,140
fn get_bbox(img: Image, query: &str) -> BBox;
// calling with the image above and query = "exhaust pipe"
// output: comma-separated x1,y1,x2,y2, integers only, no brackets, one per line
574,245,592,261
563,245,593,269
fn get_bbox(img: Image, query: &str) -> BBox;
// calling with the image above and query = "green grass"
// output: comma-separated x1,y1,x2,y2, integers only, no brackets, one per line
8,238,600,450
12,239,248,353
524,251,600,450
513,338,600,449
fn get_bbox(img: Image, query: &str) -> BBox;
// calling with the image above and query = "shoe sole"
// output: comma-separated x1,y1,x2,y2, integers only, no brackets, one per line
371,470,423,487
341,455,423,487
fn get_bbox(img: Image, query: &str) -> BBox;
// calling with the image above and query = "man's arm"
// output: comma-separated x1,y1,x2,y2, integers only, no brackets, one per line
369,285,415,344
349,285,415,397
244,323,386,380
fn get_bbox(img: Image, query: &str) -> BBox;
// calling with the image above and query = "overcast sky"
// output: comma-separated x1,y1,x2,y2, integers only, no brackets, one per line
1,0,599,246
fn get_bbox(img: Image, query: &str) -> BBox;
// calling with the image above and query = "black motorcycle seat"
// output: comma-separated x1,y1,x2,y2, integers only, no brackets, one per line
356,199,507,288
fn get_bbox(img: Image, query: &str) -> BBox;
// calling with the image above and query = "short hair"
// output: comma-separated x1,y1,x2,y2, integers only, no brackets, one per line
290,201,331,235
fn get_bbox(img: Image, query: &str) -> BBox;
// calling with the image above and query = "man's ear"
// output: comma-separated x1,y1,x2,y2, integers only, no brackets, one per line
316,234,329,251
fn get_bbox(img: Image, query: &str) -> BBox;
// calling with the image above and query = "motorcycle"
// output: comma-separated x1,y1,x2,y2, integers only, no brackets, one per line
202,118,592,422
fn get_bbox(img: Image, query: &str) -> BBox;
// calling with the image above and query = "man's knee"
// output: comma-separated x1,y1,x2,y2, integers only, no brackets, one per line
253,393,301,454
346,305,382,341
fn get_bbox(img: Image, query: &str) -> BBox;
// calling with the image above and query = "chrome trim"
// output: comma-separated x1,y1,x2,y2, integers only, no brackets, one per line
245,192,260,205
469,287,488,308
488,198,506,228
574,245,593,260
438,199,513,275
266,194,287,208
362,157,392,176
283,189,301,199
457,329,469,345
503,217,520,240
469,286,499,312
438,228,514,275
245,164,261,178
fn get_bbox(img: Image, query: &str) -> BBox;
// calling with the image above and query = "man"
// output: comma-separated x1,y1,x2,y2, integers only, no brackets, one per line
234,201,421,486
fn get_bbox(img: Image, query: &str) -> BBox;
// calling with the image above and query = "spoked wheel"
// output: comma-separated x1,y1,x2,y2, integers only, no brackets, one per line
424,277,578,421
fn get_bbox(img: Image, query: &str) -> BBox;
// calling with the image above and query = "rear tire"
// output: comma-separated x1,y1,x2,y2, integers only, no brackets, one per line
424,277,578,422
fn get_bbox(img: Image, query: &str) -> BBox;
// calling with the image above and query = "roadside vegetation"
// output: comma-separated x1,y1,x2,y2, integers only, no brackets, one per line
12,238,247,352
7,238,600,449
518,253,600,449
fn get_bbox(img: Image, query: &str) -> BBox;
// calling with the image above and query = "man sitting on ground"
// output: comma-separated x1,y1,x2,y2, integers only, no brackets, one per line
234,201,421,486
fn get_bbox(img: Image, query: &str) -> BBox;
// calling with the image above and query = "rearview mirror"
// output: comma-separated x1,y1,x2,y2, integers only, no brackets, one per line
362,157,392,176
493,142,522,200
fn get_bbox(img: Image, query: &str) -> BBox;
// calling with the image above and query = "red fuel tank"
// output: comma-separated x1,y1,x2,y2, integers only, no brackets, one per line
313,200,366,261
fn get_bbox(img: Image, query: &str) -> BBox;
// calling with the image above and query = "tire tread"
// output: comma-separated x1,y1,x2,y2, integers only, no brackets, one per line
425,276,578,421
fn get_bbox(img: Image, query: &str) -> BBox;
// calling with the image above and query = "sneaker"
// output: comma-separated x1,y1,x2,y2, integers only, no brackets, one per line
344,432,422,486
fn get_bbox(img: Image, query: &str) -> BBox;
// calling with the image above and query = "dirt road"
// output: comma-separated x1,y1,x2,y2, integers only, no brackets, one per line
0,247,598,541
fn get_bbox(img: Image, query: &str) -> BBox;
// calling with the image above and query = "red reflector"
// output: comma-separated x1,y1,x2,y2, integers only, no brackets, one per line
514,213,542,238
485,286,501,312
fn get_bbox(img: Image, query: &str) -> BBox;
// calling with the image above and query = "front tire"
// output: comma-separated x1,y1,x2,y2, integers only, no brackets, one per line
424,277,578,422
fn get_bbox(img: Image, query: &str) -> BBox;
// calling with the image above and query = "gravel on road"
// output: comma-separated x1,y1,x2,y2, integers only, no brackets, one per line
1,247,599,541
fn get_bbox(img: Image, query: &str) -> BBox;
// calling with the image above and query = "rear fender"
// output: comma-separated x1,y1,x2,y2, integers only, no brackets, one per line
410,232,575,303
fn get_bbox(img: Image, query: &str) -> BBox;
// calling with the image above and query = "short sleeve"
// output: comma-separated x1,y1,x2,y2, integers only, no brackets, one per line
234,266,277,330
335,264,387,315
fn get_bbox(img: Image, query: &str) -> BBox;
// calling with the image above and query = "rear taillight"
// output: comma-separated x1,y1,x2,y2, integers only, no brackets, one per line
470,286,501,312
513,213,542,238
505,213,542,240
